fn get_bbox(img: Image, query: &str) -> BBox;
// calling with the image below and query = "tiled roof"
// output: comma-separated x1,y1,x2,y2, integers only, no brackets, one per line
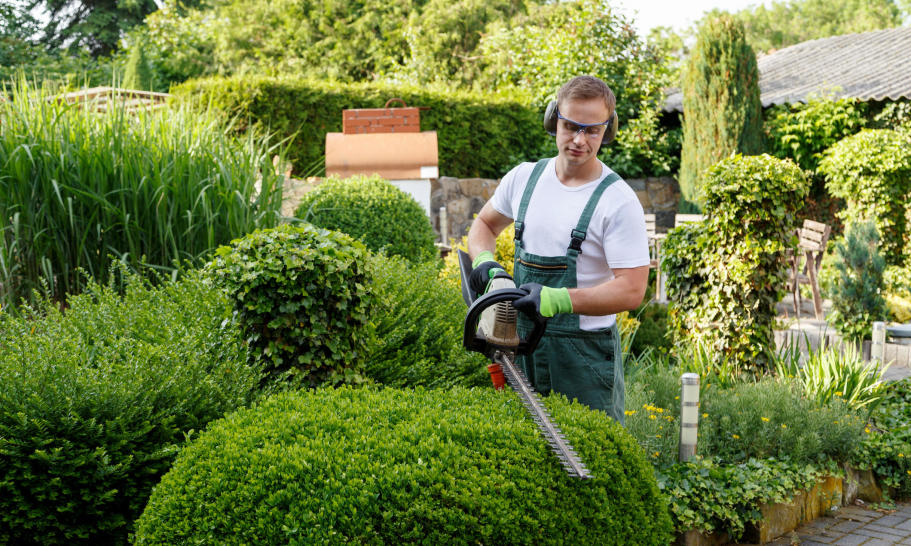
663,26,911,113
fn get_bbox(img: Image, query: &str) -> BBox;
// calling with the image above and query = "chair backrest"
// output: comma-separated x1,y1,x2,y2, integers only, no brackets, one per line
675,213,704,227
644,213,657,239
798,219,831,252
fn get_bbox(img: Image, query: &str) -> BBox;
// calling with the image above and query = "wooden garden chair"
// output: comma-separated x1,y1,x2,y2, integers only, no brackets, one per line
789,219,831,320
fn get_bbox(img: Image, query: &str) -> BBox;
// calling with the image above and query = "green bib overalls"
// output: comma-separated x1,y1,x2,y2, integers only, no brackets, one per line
514,159,625,424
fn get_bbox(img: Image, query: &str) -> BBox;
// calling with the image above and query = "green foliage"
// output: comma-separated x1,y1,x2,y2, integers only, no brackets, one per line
205,224,374,388
826,221,889,342
721,0,902,54
765,95,868,173
295,175,436,263
657,457,834,540
28,0,162,57
0,268,259,544
663,154,807,374
776,342,889,411
365,253,488,388
630,302,672,358
134,386,673,545
0,80,282,309
819,128,911,265
122,36,154,90
173,75,545,179
853,378,911,498
679,14,763,209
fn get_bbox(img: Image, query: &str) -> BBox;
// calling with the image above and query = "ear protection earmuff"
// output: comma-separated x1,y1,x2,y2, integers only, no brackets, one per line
543,99,618,149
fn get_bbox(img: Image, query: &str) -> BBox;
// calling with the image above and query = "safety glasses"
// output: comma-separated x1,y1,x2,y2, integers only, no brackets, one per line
557,111,610,139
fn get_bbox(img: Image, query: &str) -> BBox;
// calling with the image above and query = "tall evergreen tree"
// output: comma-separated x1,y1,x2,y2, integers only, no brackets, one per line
678,15,763,211
122,36,153,90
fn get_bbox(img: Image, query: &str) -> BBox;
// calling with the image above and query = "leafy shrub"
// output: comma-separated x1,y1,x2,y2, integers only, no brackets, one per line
819,128,911,265
205,224,374,387
658,457,833,540
663,154,807,374
0,269,259,545
173,75,547,179
697,379,864,465
853,378,911,499
440,223,516,288
884,264,911,322
134,387,673,545
630,302,671,357
827,221,888,343
365,253,488,388
295,175,436,262
678,14,763,210
0,80,282,309
776,342,889,411
765,95,867,173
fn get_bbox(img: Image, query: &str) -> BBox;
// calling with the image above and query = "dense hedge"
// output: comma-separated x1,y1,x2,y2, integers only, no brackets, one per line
296,175,437,262
172,75,549,179
134,387,673,545
0,270,258,544
818,128,911,266
365,253,489,388
205,224,374,387
663,154,807,373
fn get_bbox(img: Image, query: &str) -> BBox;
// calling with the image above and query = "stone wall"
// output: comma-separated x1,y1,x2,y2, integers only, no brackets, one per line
431,176,681,244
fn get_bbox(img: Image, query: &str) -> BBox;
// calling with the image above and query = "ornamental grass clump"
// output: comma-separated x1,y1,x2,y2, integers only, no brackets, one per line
205,223,374,387
0,80,282,309
134,387,673,545
0,269,259,545
295,175,437,263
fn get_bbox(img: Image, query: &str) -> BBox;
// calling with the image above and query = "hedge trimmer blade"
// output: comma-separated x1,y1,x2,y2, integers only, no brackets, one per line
496,351,593,480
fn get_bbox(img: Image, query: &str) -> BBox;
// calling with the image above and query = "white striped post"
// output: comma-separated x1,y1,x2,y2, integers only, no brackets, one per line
679,373,700,462
871,321,886,364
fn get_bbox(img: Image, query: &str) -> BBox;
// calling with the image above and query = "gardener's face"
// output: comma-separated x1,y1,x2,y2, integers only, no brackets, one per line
556,97,611,168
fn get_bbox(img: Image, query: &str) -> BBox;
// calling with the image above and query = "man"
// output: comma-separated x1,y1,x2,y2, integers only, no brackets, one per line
466,75,649,424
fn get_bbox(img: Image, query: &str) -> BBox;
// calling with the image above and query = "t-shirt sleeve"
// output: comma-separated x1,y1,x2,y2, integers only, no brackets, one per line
490,164,523,220
603,194,651,269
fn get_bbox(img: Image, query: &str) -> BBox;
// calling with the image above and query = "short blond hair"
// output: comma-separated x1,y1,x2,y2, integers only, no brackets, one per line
557,76,616,114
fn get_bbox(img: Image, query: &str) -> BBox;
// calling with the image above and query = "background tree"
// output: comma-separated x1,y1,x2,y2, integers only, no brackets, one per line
678,14,763,211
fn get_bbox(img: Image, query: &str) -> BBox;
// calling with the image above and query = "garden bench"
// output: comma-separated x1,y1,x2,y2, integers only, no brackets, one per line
789,219,831,320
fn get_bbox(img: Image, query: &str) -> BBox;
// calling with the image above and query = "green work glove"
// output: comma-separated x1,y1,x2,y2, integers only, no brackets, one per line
469,250,511,294
513,282,573,319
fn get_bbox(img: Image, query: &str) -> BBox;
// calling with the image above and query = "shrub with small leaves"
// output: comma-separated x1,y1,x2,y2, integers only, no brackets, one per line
295,175,437,262
0,269,258,545
364,253,488,388
134,387,673,545
852,378,911,499
205,223,374,387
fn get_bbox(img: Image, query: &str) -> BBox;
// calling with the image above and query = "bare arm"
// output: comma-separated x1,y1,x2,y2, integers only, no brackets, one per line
567,265,650,316
466,201,513,261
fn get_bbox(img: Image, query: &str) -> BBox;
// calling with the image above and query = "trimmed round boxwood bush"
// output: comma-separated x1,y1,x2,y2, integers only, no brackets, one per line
206,223,374,387
295,175,437,262
365,253,488,388
0,270,259,545
134,387,673,545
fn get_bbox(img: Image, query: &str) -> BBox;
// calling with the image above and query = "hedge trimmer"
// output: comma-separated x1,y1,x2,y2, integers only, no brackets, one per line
458,250,592,479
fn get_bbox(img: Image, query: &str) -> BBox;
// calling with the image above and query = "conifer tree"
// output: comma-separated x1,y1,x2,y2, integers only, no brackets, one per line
123,38,154,91
829,220,888,343
679,15,763,211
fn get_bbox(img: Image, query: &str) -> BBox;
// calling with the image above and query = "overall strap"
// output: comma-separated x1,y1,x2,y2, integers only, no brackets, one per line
568,172,621,253
514,159,550,243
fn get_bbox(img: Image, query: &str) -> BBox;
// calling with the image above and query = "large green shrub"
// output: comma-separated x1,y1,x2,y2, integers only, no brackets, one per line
173,75,547,179
134,386,673,545
366,253,488,388
296,175,436,262
0,270,259,545
818,128,911,265
678,14,763,210
0,80,282,309
205,224,374,387
827,221,889,343
663,154,807,374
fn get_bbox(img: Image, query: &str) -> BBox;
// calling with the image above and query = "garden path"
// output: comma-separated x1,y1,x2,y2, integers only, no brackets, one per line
741,501,911,545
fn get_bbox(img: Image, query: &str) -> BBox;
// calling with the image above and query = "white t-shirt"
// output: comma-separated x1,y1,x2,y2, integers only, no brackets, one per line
491,158,650,330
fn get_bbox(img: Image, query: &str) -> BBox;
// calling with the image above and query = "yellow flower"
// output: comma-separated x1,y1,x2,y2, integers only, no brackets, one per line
675,396,680,400
899,453,904,458
649,415,657,420
702,413,708,418
865,427,871,434
624,410,636,416
835,391,843,396
834,421,839,424
781,424,787,429
761,417,770,422
732,434,740,439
